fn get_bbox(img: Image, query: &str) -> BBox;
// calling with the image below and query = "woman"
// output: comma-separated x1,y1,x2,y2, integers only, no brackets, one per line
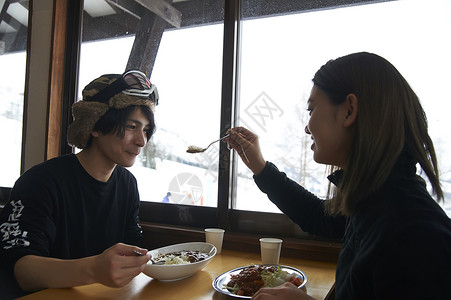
226,52,451,299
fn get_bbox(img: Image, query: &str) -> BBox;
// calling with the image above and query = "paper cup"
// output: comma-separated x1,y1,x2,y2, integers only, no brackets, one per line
205,228,225,254
259,238,282,264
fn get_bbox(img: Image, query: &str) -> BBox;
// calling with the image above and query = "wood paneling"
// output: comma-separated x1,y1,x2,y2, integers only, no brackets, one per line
46,0,68,159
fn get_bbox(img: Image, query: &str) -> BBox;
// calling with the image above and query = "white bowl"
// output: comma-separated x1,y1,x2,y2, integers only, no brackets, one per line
143,242,216,281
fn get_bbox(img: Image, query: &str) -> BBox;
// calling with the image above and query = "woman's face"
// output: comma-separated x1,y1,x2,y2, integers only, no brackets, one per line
305,86,353,168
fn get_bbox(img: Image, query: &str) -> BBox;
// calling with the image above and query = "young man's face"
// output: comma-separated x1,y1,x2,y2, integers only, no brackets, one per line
92,107,151,167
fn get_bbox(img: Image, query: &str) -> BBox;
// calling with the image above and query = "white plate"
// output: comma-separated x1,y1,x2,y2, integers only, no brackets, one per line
212,264,307,299
143,242,216,281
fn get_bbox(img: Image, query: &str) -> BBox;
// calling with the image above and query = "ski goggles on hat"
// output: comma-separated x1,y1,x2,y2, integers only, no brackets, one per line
90,70,159,105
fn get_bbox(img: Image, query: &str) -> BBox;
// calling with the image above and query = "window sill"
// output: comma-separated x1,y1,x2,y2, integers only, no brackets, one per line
140,222,341,263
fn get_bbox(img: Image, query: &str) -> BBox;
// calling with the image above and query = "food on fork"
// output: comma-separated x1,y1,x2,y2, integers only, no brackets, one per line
186,134,230,154
186,145,205,153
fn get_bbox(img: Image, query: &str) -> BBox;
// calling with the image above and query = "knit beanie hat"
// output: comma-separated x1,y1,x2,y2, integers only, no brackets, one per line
67,70,158,149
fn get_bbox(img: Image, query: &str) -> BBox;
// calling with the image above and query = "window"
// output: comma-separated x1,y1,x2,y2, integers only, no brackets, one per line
1,0,448,242
236,0,451,215
75,0,450,238
0,0,29,188
79,0,224,209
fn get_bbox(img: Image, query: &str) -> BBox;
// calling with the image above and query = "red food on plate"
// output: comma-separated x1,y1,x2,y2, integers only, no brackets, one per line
226,265,303,296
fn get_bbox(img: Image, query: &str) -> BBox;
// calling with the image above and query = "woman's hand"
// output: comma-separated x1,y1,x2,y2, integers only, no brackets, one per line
252,282,316,300
225,127,266,175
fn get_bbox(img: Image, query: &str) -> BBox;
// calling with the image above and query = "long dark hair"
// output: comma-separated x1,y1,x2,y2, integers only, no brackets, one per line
313,52,443,216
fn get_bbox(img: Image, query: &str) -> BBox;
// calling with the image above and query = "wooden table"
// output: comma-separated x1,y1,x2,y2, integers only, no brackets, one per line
18,249,336,300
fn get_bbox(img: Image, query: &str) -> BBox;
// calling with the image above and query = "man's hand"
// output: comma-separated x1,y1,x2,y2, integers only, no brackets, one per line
14,243,150,291
90,243,150,287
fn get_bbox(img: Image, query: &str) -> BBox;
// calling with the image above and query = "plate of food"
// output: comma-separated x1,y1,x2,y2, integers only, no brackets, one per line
143,242,216,281
212,264,307,298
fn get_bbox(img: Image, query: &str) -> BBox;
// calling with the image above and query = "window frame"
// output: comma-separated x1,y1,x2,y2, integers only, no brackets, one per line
6,0,405,257
0,0,82,203
133,0,372,240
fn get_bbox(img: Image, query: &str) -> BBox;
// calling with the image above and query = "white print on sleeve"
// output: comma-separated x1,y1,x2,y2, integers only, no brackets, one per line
9,199,24,221
0,200,30,249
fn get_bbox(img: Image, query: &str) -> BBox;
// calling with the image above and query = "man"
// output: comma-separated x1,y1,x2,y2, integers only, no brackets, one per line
0,70,158,298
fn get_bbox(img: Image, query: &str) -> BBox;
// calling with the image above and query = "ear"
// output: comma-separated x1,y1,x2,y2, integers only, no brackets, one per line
91,131,100,138
343,93,358,128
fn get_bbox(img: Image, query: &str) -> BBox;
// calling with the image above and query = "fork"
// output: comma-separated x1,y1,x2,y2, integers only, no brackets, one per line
133,250,166,265
150,258,166,265
187,134,230,153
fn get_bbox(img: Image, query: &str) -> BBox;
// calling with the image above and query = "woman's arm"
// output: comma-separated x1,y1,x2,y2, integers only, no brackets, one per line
226,127,346,238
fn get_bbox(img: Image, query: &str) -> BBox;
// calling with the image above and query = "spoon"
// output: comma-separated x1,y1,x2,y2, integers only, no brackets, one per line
186,134,230,153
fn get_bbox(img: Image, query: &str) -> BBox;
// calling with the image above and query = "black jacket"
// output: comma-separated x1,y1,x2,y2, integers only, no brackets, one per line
254,156,451,299
0,154,142,299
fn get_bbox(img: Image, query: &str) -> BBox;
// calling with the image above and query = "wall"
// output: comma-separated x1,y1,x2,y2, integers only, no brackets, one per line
22,0,54,172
